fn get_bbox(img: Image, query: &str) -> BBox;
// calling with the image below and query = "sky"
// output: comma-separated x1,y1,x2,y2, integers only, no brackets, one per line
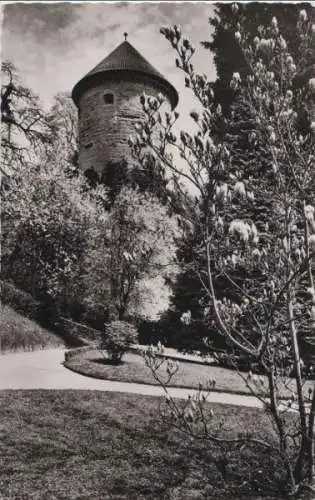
2,1,217,126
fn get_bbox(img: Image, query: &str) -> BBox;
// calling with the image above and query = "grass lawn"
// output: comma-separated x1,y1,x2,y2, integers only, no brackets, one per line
0,305,64,353
0,389,288,499
64,348,314,399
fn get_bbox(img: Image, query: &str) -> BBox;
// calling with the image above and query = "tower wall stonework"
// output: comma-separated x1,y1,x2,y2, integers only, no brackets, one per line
78,77,172,176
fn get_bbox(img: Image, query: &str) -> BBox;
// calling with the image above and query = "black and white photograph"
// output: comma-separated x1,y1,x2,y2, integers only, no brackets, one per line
1,1,315,498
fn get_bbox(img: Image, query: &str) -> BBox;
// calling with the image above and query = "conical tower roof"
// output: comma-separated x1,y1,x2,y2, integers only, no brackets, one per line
72,39,178,108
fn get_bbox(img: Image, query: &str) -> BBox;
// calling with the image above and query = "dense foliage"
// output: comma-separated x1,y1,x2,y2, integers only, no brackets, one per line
1,62,178,329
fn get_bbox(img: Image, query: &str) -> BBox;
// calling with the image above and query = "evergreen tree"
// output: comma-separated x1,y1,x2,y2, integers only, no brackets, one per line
98,155,175,208
204,2,313,114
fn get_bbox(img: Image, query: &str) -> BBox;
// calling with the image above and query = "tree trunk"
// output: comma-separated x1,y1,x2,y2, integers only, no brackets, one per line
294,436,309,484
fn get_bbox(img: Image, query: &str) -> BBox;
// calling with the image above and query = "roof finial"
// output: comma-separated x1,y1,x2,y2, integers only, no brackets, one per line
124,32,128,41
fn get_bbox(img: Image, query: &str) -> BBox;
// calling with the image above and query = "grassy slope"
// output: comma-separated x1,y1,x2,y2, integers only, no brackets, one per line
0,390,286,499
0,304,64,353
65,348,313,399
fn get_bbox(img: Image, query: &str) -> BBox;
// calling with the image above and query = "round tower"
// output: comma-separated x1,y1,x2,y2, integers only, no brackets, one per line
72,34,178,179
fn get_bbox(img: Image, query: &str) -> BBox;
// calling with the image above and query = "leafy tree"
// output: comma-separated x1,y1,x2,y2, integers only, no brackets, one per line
1,64,79,178
1,61,53,174
1,153,108,318
132,6,315,496
86,186,178,322
46,92,79,171
1,64,108,324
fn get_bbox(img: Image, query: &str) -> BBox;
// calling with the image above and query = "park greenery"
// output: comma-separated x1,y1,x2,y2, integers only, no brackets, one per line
1,65,177,326
1,2,315,497
130,4,315,497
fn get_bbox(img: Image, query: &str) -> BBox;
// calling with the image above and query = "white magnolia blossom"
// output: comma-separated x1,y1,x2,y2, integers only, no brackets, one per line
271,16,278,28
252,248,261,259
203,306,210,317
304,205,315,221
234,181,246,197
229,220,252,243
231,253,238,266
279,36,287,50
274,81,280,91
216,216,224,229
288,62,296,73
251,223,258,239
248,75,255,84
259,38,275,51
299,9,308,22
247,191,255,201
232,72,241,82
279,109,295,121
166,359,179,375
123,251,133,262
235,31,241,42
180,310,192,325
309,78,315,91
286,90,293,101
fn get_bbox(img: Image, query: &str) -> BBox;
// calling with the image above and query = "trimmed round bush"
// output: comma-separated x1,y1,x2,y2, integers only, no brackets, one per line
100,321,138,364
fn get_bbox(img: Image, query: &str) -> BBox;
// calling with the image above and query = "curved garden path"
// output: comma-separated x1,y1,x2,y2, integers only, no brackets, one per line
0,347,263,408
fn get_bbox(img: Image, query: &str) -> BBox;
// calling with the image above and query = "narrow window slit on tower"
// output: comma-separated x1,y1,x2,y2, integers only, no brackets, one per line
85,142,93,149
103,93,114,105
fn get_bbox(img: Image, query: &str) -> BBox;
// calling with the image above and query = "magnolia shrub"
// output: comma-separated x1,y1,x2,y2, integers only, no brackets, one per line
133,5,315,495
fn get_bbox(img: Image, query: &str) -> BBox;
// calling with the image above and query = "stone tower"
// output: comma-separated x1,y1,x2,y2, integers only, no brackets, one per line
72,35,178,178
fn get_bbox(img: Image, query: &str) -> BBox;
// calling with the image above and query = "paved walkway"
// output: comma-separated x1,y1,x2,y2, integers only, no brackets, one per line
0,348,263,408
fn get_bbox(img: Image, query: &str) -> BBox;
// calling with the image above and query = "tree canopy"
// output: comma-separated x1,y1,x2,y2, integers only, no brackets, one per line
204,3,314,113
